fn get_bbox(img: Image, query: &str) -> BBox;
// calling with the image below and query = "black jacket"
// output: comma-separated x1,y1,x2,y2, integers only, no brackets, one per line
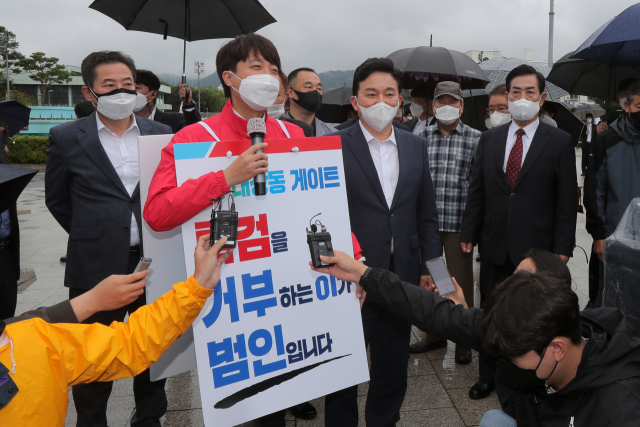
153,105,201,134
0,200,18,276
337,124,440,284
461,121,577,265
580,122,597,145
334,115,410,132
360,268,640,427
403,116,436,133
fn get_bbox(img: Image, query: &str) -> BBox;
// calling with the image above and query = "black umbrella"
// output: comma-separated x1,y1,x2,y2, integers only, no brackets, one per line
89,0,276,90
0,100,31,137
543,100,584,146
387,46,490,90
546,51,640,100
460,89,489,132
0,164,38,203
316,86,353,124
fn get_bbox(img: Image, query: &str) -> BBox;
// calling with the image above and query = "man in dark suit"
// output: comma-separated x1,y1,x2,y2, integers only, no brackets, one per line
580,113,597,174
460,64,577,404
134,69,202,134
404,84,436,134
324,57,440,427
45,51,172,427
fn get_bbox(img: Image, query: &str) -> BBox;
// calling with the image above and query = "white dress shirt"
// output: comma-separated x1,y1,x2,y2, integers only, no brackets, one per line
412,118,427,135
96,113,141,246
586,123,593,142
503,118,540,172
148,105,157,121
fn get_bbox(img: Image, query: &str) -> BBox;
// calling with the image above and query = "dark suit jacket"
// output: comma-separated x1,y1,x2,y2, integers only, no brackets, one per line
45,112,172,290
279,116,314,137
580,122,598,144
153,105,201,134
0,200,19,276
338,124,440,285
334,115,410,132
460,121,577,266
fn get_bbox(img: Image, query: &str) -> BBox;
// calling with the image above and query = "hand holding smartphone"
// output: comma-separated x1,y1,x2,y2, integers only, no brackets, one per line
134,257,153,273
425,257,456,296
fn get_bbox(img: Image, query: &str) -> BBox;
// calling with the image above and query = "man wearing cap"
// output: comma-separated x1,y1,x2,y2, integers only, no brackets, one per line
460,64,576,401
405,84,436,134
410,81,480,364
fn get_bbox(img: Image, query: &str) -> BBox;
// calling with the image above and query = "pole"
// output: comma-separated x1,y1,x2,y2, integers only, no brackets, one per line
198,68,201,110
548,0,555,68
5,39,9,99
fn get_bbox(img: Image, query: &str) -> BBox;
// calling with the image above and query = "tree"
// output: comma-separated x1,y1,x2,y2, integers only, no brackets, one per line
15,52,71,105
0,26,25,99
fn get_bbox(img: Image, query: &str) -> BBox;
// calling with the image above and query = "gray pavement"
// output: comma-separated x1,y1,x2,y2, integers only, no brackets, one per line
13,148,591,427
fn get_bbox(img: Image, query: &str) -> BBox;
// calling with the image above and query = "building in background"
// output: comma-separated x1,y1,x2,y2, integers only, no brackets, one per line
464,50,502,64
11,65,172,135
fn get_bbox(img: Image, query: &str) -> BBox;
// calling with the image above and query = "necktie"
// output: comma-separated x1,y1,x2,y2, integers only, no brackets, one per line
506,128,525,187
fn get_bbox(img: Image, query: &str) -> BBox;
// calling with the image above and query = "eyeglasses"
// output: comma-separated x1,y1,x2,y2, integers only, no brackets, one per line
487,106,509,114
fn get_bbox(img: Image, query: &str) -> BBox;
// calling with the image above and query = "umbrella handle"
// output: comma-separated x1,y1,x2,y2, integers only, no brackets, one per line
181,75,190,102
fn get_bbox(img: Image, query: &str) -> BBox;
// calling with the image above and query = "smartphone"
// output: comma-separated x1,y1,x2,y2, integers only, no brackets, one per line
134,257,153,273
425,257,456,296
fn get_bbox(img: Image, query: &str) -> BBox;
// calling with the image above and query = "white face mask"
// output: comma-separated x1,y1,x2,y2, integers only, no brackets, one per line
490,111,512,128
134,92,152,112
485,118,493,129
435,104,461,125
620,97,627,111
357,98,399,132
587,118,593,123
267,96,286,119
230,72,280,111
508,98,541,121
409,102,424,118
89,87,137,120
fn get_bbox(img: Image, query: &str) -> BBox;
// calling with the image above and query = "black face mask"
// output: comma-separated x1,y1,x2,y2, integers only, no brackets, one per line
292,89,322,113
496,347,558,393
628,111,640,130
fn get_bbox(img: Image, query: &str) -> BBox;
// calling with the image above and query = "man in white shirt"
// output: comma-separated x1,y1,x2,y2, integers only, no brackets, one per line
325,57,440,427
406,84,436,134
45,50,172,427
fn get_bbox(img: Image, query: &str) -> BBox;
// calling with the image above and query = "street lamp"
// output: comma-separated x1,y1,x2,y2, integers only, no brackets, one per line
48,89,53,106
0,32,16,100
194,61,205,111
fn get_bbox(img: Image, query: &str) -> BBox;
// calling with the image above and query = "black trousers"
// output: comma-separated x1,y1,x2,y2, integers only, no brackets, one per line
588,244,602,302
69,250,167,427
478,259,517,386
324,260,412,427
0,246,18,320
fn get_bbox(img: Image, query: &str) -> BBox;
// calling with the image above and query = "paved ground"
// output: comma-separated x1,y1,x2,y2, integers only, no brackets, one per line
13,149,590,427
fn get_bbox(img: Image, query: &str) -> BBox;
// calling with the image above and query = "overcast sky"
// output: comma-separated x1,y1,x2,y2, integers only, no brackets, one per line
4,0,638,82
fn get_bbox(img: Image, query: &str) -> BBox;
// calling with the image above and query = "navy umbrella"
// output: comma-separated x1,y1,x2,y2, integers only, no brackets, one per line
571,3,640,65
387,46,490,90
89,0,276,92
0,164,38,203
0,100,31,137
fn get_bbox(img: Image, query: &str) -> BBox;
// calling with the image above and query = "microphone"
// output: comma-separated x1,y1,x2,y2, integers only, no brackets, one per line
247,117,267,196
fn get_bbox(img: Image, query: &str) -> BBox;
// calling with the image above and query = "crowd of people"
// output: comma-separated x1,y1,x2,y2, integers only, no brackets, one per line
1,30,640,427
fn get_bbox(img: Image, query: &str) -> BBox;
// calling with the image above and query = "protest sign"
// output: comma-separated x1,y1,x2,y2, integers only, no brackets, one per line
175,136,369,426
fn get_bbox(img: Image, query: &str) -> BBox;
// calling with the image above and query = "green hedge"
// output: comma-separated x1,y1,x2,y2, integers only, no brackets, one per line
6,135,49,164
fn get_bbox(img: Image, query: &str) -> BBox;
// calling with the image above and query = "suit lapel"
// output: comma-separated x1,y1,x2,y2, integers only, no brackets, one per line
344,124,387,208
494,124,511,189
513,122,550,189
78,113,129,197
390,131,408,210
153,109,165,125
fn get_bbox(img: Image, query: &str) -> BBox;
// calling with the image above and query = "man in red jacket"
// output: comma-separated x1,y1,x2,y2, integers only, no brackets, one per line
144,34,305,232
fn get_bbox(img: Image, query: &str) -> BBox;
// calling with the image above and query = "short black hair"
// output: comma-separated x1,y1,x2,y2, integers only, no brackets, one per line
489,84,508,98
288,67,316,88
522,248,571,285
505,64,546,94
619,77,639,94
626,80,640,104
479,271,582,359
74,100,95,119
410,84,433,99
352,58,403,97
135,69,161,92
586,113,594,118
216,33,281,98
81,51,136,89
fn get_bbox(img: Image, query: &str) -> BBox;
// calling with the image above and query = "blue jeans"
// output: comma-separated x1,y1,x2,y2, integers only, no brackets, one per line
479,410,517,427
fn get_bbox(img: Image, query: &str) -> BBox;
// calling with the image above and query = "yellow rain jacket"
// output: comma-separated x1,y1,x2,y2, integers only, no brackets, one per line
0,276,212,426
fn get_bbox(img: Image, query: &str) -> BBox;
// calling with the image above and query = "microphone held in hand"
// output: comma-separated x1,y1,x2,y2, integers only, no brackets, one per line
247,118,267,195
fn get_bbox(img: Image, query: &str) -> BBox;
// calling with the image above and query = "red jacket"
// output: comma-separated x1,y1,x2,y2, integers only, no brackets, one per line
144,100,305,232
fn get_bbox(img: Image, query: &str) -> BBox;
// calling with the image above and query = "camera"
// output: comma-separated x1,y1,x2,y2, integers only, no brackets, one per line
210,194,238,249
307,213,334,268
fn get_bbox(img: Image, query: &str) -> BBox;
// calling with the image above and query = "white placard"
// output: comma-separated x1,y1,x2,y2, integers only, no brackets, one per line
175,137,369,426
138,134,196,380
